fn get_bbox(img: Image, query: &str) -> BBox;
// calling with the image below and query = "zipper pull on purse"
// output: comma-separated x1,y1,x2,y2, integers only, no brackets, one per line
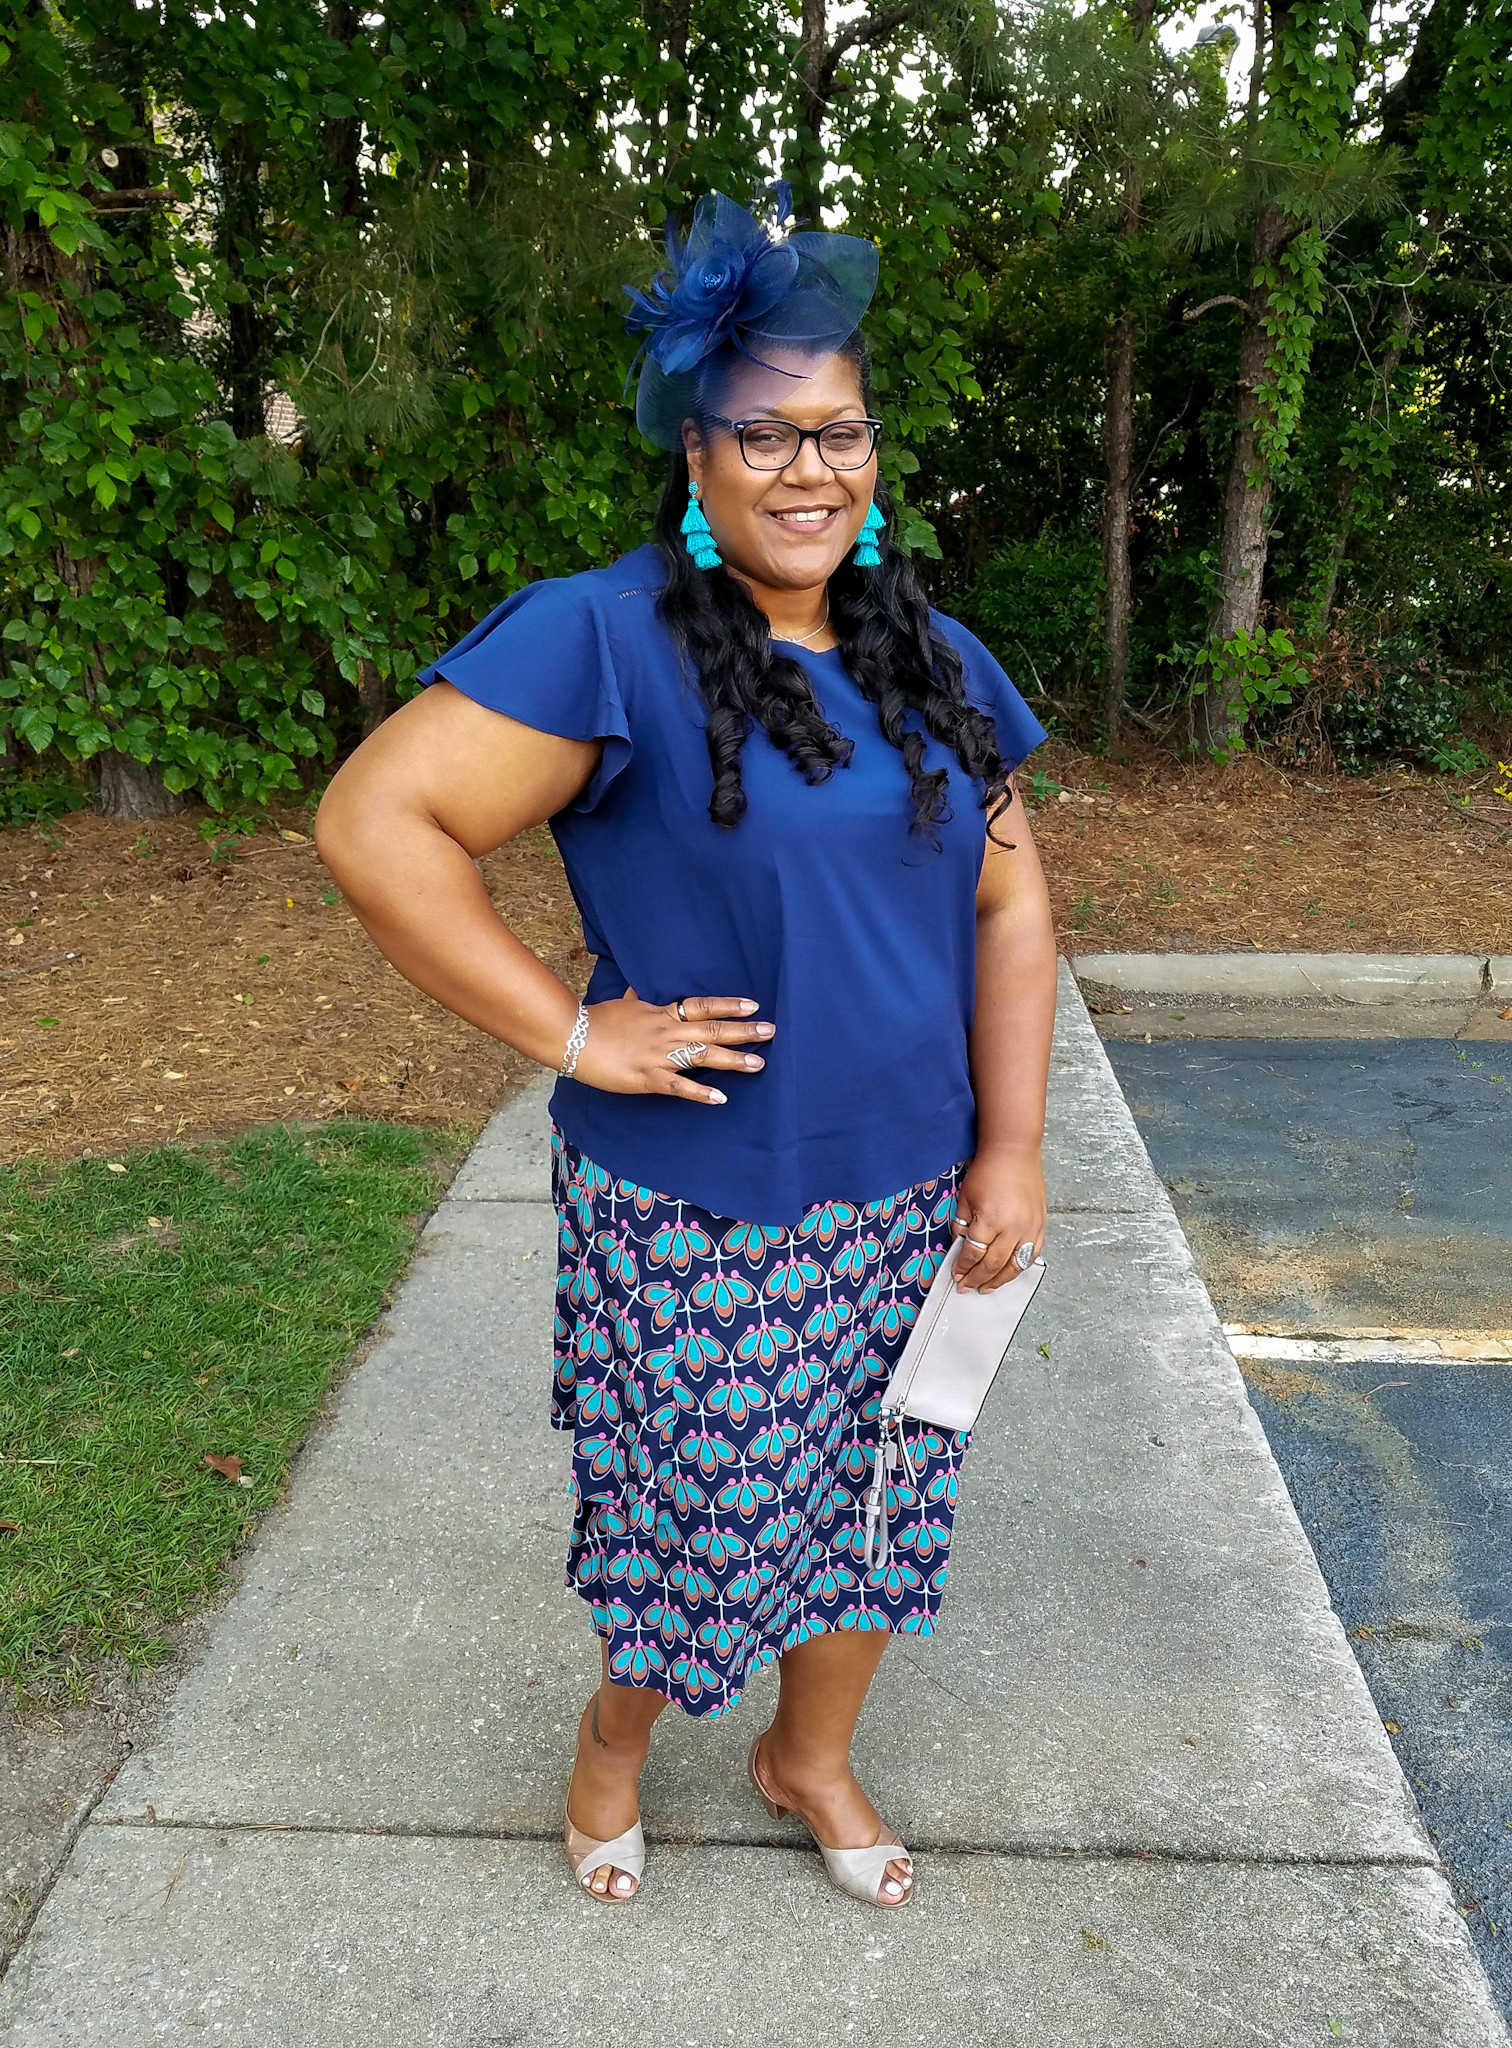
891,1410,921,1487
862,1435,891,1571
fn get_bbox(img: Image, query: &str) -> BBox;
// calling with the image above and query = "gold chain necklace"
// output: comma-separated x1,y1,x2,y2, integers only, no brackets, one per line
771,600,832,648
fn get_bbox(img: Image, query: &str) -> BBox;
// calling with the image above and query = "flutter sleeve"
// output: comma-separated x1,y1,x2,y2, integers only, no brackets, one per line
416,575,633,816
938,616,1051,777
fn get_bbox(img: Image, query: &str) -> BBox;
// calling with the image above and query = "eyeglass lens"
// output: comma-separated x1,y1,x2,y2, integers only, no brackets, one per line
741,421,876,470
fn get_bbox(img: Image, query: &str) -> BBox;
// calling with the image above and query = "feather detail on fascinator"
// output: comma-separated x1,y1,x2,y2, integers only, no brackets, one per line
620,179,879,450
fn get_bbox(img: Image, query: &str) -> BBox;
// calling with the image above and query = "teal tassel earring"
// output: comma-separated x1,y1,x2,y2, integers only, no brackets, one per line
681,482,722,570
853,500,885,568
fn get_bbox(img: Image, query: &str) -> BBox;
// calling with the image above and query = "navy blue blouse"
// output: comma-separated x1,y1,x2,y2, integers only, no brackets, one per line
416,541,1049,1225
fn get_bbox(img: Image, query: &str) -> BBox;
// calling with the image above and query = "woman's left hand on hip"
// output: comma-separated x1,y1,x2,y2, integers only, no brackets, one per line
949,1142,1047,1292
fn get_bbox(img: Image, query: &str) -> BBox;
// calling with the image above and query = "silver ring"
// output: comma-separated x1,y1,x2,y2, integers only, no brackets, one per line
960,1233,988,1250
676,998,688,1021
1015,1241,1036,1270
665,1041,709,1070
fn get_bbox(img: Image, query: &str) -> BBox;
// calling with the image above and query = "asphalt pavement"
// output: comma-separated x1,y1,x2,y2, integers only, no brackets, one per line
1105,1027,1512,2020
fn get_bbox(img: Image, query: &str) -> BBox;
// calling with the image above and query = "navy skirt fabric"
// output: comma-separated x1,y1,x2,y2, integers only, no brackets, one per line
548,1118,976,1719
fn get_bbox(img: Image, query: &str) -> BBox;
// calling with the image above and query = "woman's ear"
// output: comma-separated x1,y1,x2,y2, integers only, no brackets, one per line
681,419,704,485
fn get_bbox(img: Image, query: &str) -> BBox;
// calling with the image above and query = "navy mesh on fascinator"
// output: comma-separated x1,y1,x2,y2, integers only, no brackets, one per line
620,179,880,451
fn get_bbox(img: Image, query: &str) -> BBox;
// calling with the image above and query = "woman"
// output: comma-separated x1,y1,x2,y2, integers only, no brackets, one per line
313,181,1057,1912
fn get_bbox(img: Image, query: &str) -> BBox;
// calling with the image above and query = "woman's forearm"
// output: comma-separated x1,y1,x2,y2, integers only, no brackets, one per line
969,899,1058,1154
313,807,580,1074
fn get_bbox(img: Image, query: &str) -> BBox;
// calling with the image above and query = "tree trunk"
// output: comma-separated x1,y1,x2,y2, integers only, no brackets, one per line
216,123,268,441
59,548,189,820
323,4,366,221
1100,304,1137,742
89,748,189,820
358,657,396,737
1311,482,1354,635
791,3,920,223
1307,0,1466,631
1096,0,1155,745
1196,203,1288,756
656,0,692,189
794,0,827,220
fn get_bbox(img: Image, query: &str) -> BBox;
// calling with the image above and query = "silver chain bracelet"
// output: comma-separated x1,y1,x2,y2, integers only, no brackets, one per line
559,1000,590,1077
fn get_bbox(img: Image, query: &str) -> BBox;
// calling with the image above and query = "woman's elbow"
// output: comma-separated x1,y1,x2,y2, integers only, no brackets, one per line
312,759,365,876
313,746,416,883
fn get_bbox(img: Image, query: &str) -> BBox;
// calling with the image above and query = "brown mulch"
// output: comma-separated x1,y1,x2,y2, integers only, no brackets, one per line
3,740,1509,1166
1035,745,1511,953
0,812,582,1167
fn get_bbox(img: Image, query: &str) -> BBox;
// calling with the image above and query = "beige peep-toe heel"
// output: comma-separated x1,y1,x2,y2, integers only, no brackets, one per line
563,1797,646,1903
748,1733,914,1908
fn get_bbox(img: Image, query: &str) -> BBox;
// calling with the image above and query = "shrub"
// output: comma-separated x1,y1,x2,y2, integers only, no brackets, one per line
961,537,1103,703
1324,640,1482,773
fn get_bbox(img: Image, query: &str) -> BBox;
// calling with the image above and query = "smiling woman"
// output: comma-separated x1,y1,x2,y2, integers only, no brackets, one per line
645,322,1029,842
680,350,881,647
312,177,1058,1920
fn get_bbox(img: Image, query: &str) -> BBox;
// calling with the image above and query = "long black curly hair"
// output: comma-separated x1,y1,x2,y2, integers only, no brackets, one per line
650,329,1018,854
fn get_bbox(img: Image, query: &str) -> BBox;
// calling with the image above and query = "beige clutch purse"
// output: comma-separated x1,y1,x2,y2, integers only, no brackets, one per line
862,1235,1046,1569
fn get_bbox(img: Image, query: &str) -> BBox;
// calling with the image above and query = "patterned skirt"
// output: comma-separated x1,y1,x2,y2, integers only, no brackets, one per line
548,1118,975,1719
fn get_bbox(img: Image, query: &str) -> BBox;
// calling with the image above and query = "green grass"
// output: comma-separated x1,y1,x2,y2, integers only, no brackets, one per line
0,1118,477,1703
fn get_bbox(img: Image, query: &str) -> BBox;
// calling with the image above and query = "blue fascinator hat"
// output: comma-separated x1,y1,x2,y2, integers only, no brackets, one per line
621,179,879,451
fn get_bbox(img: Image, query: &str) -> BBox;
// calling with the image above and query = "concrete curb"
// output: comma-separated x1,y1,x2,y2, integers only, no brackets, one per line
1072,950,1510,1004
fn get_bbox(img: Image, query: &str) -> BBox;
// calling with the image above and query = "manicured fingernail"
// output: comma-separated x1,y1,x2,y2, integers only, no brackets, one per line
744,1055,764,1068
708,1090,727,1103
739,999,758,1011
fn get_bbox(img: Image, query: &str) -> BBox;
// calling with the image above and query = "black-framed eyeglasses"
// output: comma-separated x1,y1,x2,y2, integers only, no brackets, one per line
708,414,884,472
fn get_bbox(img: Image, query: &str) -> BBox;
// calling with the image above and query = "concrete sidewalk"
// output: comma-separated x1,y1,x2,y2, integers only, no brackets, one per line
1,962,1505,2046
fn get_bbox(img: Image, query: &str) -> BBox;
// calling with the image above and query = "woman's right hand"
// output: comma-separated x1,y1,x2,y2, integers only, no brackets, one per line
570,990,776,1106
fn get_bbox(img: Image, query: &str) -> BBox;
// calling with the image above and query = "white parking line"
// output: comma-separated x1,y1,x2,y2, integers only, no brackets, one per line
1224,1325,1512,1366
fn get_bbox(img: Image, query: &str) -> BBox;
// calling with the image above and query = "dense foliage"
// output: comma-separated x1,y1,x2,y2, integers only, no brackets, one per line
0,0,1507,817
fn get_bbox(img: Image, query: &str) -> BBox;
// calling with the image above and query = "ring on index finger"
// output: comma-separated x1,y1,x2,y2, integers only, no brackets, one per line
676,998,688,1021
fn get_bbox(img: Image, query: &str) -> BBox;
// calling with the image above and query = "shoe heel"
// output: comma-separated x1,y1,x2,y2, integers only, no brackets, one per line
748,1735,791,1821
